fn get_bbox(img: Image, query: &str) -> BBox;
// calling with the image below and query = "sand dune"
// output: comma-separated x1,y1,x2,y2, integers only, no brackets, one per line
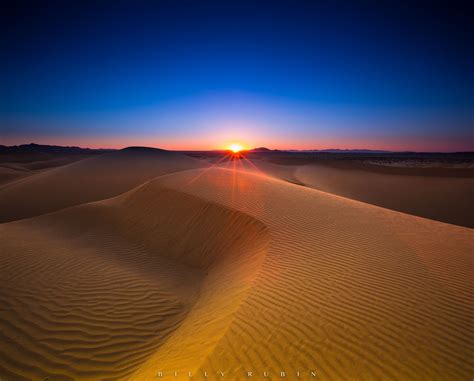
0,184,268,380
1,155,92,172
0,147,203,223
0,155,97,186
0,166,31,186
130,168,473,380
295,163,474,228
1,164,472,380
214,156,303,185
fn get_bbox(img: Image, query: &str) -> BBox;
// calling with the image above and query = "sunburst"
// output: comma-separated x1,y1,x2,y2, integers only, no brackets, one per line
228,144,243,153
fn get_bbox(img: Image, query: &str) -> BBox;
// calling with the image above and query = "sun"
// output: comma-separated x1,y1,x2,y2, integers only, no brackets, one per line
228,144,243,153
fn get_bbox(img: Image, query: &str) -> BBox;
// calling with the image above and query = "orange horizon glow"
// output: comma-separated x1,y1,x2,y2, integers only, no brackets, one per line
2,135,473,153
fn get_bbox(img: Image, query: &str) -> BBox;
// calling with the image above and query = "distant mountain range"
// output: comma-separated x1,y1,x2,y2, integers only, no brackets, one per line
0,143,114,155
2,143,471,155
249,147,392,154
248,147,274,152
291,149,393,153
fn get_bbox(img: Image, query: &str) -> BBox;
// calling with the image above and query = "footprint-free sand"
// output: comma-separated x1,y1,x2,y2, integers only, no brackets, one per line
1,151,472,380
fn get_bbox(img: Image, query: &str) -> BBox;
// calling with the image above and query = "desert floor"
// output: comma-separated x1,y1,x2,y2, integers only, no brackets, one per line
0,148,472,380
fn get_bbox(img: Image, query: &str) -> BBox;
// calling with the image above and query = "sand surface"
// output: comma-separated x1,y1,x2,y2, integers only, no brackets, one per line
0,156,473,380
0,155,93,187
0,166,31,186
0,148,203,223
295,163,474,228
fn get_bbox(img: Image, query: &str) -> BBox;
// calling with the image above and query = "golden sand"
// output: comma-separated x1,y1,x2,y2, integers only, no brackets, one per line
295,163,474,228
0,149,203,223
0,154,472,380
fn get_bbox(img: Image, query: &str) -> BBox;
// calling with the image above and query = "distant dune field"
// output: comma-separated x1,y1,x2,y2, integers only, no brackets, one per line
0,155,93,187
214,157,474,227
294,163,474,228
0,166,31,186
0,157,472,380
0,148,203,223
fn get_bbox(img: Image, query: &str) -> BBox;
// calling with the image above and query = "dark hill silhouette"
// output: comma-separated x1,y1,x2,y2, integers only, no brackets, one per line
0,143,114,155
248,147,273,152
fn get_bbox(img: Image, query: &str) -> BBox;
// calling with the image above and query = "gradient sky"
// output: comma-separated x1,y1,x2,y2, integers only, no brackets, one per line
1,0,473,151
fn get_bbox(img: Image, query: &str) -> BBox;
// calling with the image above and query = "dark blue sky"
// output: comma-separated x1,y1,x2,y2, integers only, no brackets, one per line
1,0,472,150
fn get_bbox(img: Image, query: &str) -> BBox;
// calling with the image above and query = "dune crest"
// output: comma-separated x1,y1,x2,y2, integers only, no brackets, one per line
133,168,473,380
0,185,269,380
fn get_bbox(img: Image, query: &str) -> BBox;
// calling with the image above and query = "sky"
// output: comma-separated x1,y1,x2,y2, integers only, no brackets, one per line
1,0,473,151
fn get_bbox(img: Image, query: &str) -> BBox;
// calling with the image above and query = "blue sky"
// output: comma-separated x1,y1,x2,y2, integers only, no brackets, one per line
1,0,472,151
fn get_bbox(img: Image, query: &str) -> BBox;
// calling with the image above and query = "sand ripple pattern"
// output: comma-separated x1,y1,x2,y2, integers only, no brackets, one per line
0,165,472,380
131,168,474,381
0,186,269,380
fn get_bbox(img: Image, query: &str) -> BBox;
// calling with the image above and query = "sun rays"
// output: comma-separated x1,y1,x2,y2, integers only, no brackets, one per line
187,144,267,187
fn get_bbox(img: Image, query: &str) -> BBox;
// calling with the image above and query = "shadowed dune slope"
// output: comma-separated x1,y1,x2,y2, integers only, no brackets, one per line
0,185,269,380
0,166,31,186
131,168,473,381
1,155,93,172
296,163,474,228
0,156,94,187
0,148,203,223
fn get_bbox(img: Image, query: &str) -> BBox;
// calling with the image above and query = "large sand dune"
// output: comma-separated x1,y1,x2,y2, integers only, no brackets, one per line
0,147,203,223
1,164,472,380
0,184,268,380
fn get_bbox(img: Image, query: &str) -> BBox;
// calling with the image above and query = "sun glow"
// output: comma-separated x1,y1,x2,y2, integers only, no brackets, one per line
228,144,244,153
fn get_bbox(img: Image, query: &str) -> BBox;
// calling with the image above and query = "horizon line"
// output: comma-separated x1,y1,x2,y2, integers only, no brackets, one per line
1,142,473,154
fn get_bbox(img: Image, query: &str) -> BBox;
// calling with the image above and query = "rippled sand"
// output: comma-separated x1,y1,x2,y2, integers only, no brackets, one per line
1,151,472,380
